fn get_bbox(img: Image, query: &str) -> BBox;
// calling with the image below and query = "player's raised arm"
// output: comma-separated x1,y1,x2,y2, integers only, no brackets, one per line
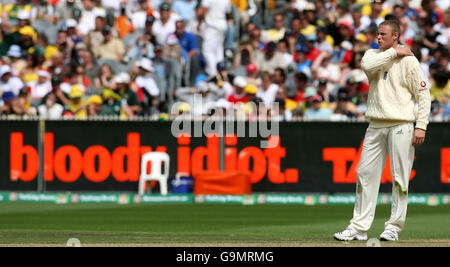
360,48,397,77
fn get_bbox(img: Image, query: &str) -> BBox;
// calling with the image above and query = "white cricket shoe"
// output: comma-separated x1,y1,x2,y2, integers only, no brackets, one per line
379,229,399,241
334,227,368,241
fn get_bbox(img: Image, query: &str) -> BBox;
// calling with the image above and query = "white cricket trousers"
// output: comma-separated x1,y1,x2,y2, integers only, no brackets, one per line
349,122,415,234
202,26,225,77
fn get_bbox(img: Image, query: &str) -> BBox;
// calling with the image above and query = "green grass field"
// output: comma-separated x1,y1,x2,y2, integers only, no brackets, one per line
0,203,449,246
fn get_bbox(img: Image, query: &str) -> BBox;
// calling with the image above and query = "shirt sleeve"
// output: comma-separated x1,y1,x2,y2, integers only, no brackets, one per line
361,48,397,78
406,57,431,130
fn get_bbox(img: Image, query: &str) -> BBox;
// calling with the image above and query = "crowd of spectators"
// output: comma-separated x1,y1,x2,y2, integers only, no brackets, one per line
0,0,449,121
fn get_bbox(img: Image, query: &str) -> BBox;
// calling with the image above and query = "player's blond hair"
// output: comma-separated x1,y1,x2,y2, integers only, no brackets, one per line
379,20,401,41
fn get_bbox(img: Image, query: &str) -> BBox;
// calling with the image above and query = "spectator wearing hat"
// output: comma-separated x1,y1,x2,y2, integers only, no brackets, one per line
86,94,102,116
227,76,248,104
305,34,321,62
0,65,24,105
38,92,64,119
7,44,26,76
303,2,318,25
242,83,264,119
255,41,287,74
16,86,36,116
133,57,160,114
303,94,332,121
98,88,122,116
152,2,180,46
244,84,261,104
294,44,312,78
335,1,354,26
208,61,234,98
20,48,45,85
3,1,32,25
60,67,86,97
330,89,357,119
65,84,87,118
112,72,141,117
335,19,354,48
34,33,58,62
343,72,366,107
316,78,333,105
257,71,278,108
0,91,21,116
28,68,52,105
199,0,232,76
16,9,32,29
299,86,319,113
245,63,261,88
93,25,125,61
163,33,182,64
18,24,38,48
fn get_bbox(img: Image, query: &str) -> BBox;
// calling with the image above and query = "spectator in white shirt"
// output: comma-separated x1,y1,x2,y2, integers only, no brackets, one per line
152,2,180,45
38,92,64,119
0,65,24,108
257,71,279,108
29,69,53,105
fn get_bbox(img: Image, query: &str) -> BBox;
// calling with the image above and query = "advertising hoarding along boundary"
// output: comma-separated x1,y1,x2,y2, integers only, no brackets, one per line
1,121,449,193
0,192,448,206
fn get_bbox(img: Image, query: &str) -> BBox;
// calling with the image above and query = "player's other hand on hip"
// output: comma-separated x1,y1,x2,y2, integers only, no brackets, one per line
412,128,426,147
395,46,414,57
